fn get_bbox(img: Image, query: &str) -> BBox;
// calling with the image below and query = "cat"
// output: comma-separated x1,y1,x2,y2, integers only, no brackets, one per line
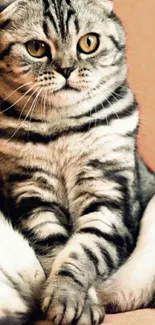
0,0,155,324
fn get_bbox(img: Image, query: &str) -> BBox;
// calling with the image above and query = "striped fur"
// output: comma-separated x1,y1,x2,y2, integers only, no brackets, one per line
0,0,155,323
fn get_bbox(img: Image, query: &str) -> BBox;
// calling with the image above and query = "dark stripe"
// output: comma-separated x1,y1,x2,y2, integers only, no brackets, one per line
33,234,68,253
66,8,75,33
52,0,59,18
103,173,135,231
108,11,122,25
59,9,66,39
88,159,120,171
43,0,59,35
81,228,133,260
0,43,15,60
8,172,32,183
87,159,133,175
76,176,97,186
0,5,7,12
46,11,59,34
82,199,121,216
21,165,53,175
70,86,133,119
74,17,80,34
70,252,79,260
10,196,70,226
109,36,125,51
43,20,49,38
0,102,136,143
0,127,51,143
80,227,125,249
43,0,50,11
8,172,55,193
0,99,43,122
0,19,11,29
58,269,83,287
22,230,67,256
82,245,99,275
118,100,137,119
97,244,115,270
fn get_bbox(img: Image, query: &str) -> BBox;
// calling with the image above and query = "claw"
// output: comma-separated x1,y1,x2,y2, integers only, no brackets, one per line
42,297,51,314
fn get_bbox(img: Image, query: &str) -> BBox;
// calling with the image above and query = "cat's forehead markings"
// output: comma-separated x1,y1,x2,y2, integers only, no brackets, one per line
43,0,78,39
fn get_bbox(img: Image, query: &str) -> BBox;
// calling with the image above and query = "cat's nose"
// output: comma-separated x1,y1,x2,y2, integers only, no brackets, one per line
56,66,75,79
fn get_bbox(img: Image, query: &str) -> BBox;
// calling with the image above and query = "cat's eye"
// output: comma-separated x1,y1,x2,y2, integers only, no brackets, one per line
77,33,100,54
26,40,49,58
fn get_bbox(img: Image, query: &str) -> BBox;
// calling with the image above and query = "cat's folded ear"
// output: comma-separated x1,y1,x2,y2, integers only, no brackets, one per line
99,0,113,13
0,0,19,19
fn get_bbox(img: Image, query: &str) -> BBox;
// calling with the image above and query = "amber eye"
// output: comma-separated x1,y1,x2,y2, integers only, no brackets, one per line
26,40,48,58
77,33,100,54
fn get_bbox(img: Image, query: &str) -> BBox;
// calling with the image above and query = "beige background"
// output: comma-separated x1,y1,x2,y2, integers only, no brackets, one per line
114,0,155,171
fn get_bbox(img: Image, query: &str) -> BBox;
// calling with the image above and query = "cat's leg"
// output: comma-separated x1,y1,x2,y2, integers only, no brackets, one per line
0,211,45,324
41,209,133,323
97,194,155,312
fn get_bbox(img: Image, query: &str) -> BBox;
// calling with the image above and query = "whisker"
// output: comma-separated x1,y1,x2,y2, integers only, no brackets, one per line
29,89,43,123
102,89,121,121
0,85,35,115
21,87,39,117
40,91,45,120
2,81,33,102
7,88,39,142
43,90,48,120
87,85,109,128
28,89,43,138
13,85,37,122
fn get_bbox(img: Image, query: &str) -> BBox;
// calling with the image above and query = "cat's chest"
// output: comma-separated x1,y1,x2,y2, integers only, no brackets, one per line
18,129,125,172
2,128,133,176
1,129,135,218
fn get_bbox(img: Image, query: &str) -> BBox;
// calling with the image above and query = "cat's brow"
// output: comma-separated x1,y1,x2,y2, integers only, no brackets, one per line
43,0,78,38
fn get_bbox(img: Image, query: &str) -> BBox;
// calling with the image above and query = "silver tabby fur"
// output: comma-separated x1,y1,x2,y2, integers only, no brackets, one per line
0,0,155,324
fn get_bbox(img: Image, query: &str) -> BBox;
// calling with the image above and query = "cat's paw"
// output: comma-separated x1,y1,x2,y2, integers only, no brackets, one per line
76,287,105,325
42,275,86,325
42,278,105,325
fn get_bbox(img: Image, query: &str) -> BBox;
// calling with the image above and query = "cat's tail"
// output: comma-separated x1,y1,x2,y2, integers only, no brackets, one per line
97,194,155,312
0,211,45,324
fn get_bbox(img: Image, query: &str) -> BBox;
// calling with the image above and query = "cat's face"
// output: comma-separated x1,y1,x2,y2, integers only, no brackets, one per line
0,0,125,110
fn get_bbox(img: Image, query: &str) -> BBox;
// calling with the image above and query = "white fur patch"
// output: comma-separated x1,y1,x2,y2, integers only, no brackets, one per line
0,211,45,316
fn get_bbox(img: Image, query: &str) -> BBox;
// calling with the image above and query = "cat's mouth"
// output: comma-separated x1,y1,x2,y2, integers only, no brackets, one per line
61,84,73,91
54,83,80,94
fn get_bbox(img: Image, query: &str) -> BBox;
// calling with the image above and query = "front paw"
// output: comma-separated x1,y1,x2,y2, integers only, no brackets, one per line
76,287,105,325
42,274,86,325
42,276,105,325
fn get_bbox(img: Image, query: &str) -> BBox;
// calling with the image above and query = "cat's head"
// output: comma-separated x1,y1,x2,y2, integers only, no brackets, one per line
0,0,126,113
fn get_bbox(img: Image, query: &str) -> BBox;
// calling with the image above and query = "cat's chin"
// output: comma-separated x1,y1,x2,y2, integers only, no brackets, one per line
48,87,85,108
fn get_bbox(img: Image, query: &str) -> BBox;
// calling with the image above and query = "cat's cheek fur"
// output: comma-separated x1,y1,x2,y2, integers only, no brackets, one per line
0,212,45,322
